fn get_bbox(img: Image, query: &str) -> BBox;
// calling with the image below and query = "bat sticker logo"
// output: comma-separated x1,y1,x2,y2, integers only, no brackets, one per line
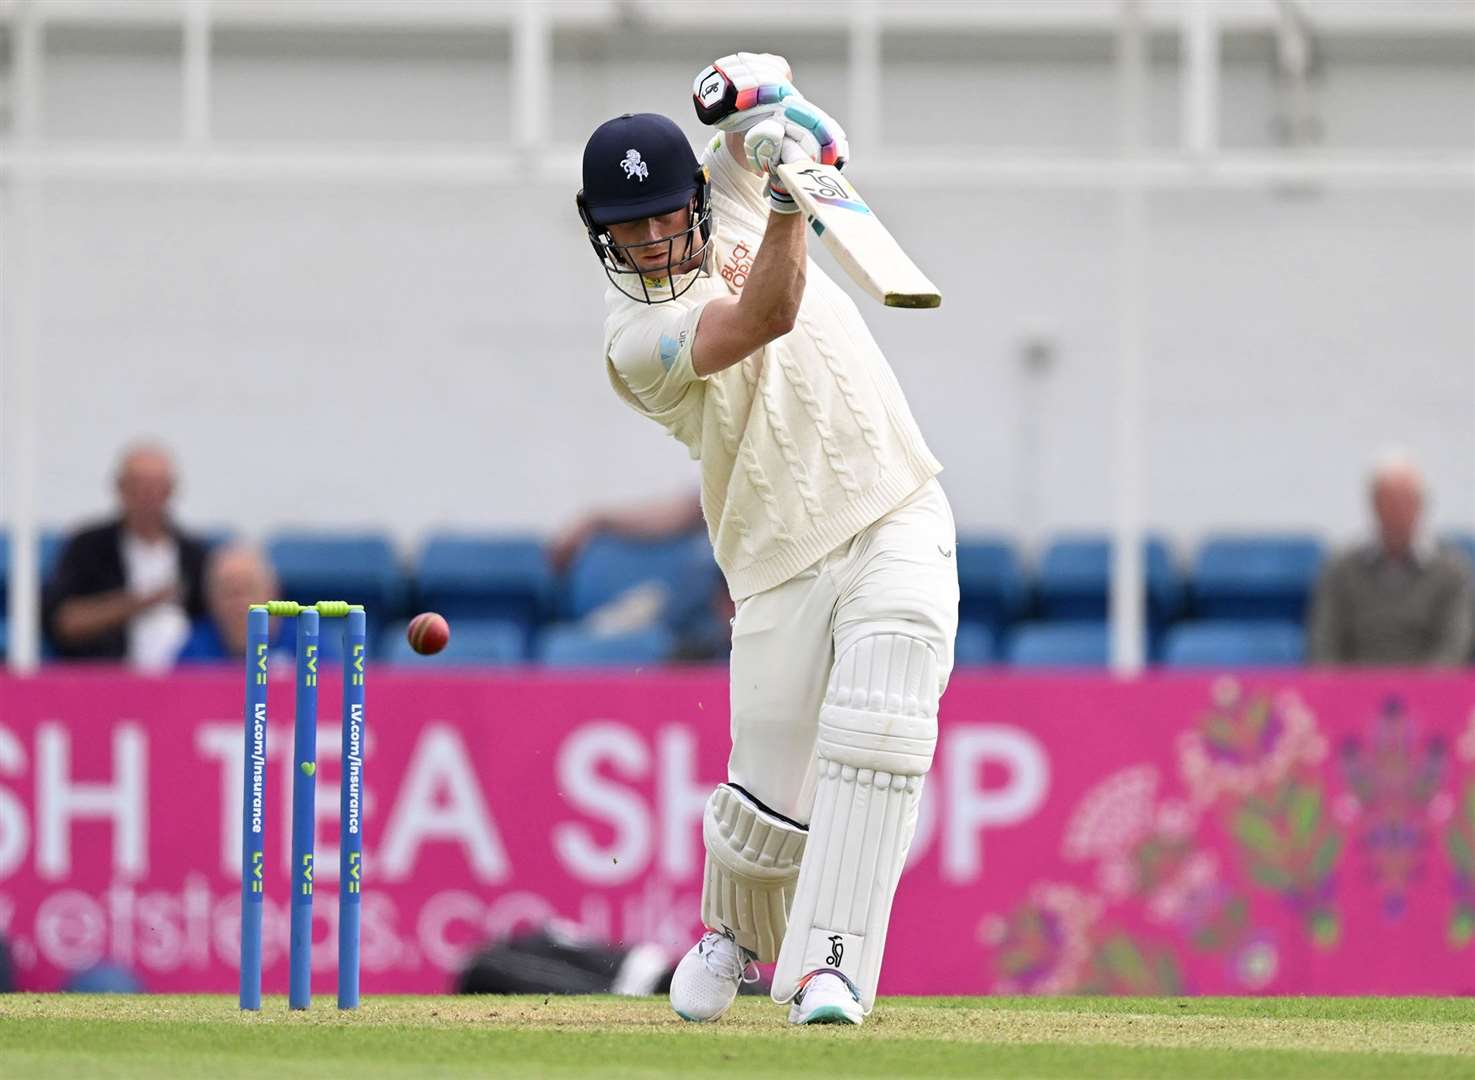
620,149,649,182
796,168,871,215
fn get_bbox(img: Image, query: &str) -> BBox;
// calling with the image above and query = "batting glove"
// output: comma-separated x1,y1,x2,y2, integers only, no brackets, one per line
693,52,800,133
743,99,849,176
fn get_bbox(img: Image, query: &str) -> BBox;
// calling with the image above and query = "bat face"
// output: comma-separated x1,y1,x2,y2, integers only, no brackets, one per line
788,167,872,216
776,162,941,310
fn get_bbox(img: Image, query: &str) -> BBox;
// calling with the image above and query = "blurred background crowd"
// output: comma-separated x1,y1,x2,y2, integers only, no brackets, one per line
7,437,1475,671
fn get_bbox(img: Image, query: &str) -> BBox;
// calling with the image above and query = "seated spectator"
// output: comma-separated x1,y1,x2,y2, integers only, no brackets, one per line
552,490,732,661
1308,449,1474,666
42,442,209,670
549,491,707,572
176,543,284,663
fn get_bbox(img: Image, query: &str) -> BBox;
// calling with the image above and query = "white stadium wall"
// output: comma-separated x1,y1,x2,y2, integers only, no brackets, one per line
6,19,1474,551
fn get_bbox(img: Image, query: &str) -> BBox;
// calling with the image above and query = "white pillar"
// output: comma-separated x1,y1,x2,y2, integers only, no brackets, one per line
848,0,882,156
3,0,44,674
1109,0,1148,676
1181,0,1219,158
181,0,212,144
512,0,550,154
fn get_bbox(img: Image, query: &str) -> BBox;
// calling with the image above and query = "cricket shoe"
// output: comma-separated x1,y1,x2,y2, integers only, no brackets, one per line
669,931,758,1022
787,968,864,1026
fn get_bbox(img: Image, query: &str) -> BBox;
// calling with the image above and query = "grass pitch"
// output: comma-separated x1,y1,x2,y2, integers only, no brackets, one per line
3,994,1475,1079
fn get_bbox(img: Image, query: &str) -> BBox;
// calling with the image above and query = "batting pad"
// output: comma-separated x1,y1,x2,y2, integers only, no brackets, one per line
701,783,808,963
771,633,939,1012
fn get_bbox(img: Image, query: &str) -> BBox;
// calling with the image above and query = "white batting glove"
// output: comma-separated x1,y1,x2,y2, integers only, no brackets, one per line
692,52,800,133
743,99,849,176
744,126,806,214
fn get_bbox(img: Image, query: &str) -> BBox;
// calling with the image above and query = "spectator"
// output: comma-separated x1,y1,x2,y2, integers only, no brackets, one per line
1308,449,1474,666
552,490,732,661
42,442,209,670
176,543,282,663
549,490,707,572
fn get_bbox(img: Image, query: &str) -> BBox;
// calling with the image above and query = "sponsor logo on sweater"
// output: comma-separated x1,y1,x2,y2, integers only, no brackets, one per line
721,242,753,290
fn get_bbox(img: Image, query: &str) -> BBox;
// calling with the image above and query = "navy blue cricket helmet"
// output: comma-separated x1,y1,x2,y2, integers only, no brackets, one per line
577,113,712,303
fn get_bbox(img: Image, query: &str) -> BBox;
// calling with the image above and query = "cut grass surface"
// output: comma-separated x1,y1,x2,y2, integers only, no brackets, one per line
2,995,1475,1079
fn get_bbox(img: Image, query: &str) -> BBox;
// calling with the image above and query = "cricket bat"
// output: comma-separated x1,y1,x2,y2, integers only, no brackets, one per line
776,162,941,309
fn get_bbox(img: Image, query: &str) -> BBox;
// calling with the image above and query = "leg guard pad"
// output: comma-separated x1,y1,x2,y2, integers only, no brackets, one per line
772,633,939,1012
701,783,807,963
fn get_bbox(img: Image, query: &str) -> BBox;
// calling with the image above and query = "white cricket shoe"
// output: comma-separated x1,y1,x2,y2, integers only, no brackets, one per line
787,969,864,1026
669,931,757,1022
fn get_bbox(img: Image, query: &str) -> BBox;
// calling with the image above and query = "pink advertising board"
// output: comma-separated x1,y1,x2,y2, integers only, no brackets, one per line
3,668,1475,996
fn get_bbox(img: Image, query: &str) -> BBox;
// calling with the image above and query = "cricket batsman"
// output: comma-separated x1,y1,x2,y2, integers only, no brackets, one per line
577,53,958,1026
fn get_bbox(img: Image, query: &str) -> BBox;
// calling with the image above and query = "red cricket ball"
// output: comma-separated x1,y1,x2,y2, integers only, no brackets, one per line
406,612,450,656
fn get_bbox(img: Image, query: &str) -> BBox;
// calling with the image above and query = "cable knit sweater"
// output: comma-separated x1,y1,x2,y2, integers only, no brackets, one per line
602,140,941,601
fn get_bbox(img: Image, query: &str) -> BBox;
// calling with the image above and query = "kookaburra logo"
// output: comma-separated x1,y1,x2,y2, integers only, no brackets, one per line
620,149,649,182
826,935,845,966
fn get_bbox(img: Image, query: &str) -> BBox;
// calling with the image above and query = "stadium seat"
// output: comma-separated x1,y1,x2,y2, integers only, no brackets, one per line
198,527,237,551
1006,621,1109,668
536,623,675,667
1444,533,1475,575
383,618,527,666
40,531,64,581
0,618,7,660
1036,534,1184,626
0,529,66,614
956,538,1027,637
1160,620,1305,668
562,530,717,623
414,535,554,632
266,532,405,618
1193,535,1323,621
954,621,995,666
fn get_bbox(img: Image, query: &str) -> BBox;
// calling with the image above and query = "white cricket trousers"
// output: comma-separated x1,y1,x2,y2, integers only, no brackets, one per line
725,477,960,823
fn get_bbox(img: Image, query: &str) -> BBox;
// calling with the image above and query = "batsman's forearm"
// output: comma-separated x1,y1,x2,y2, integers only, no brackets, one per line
738,209,806,337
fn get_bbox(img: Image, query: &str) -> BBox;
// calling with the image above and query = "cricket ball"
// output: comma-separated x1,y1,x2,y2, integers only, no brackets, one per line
406,612,450,656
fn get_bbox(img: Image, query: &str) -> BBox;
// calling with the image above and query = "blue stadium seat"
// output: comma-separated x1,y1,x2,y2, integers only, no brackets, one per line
1193,535,1323,621
198,527,237,551
956,538,1026,637
562,530,717,623
415,535,553,632
40,531,64,580
1036,534,1184,626
536,623,675,667
1006,621,1109,668
954,621,995,666
383,618,527,666
1,531,65,634
1444,533,1475,575
1161,620,1305,668
266,532,405,618
0,618,7,660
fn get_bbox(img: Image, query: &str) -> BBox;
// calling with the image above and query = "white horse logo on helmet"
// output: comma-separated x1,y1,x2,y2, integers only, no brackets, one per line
620,149,649,182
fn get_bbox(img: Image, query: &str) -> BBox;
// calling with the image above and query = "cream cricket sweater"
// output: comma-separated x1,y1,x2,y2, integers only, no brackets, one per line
602,141,941,601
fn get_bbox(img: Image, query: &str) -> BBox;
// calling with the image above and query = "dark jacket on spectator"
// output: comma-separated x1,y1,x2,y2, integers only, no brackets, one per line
42,519,209,660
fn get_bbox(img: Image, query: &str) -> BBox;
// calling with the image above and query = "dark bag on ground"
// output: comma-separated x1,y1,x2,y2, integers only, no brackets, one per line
456,927,665,995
